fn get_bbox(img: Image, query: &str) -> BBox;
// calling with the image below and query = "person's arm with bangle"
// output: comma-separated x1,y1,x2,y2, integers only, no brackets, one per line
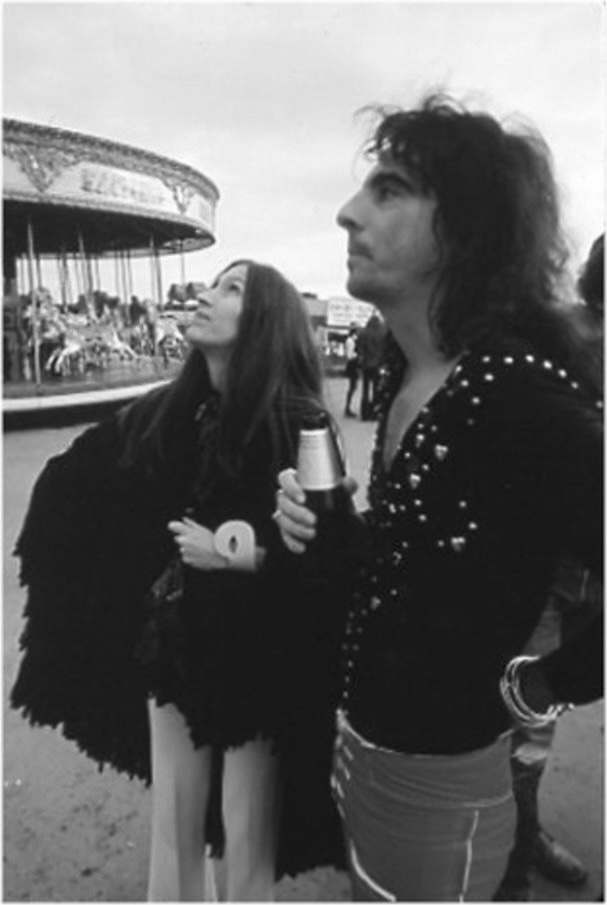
515,607,603,716
499,376,603,725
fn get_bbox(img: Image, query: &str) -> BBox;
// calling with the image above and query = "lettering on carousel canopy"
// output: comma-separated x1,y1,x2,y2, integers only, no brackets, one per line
80,166,167,209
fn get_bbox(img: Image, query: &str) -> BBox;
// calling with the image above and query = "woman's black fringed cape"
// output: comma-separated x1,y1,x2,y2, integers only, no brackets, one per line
11,388,176,781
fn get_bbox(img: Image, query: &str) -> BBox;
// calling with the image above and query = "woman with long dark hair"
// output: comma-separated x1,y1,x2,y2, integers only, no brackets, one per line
11,260,345,900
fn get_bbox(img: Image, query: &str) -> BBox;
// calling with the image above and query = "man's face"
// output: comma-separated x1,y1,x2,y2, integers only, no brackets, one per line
336,156,443,309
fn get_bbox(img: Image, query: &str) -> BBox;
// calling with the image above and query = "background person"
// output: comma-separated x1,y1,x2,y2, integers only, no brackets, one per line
343,324,360,417
356,312,386,419
275,92,603,902
11,260,345,901
576,233,604,383
495,232,604,901
578,233,604,317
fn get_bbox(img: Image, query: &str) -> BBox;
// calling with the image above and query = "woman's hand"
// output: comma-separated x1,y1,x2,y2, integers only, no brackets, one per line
168,517,229,570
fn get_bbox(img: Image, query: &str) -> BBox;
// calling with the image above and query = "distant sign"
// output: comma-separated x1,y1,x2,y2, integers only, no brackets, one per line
327,297,375,328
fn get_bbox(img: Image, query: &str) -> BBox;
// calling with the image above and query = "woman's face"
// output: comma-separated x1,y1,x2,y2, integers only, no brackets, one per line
186,263,248,354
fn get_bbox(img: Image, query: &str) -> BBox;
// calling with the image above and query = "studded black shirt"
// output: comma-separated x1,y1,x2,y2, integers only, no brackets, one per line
340,338,603,754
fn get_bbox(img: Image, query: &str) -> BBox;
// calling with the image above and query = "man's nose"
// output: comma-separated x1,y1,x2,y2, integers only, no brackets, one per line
336,193,359,231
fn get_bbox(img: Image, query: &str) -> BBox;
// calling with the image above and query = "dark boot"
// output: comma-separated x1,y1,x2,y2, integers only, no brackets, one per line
494,754,589,900
533,827,588,887
493,758,543,901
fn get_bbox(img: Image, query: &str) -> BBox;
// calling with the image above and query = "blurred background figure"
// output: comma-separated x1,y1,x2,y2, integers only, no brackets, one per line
576,233,604,383
343,324,360,417
356,313,386,420
578,233,604,318
494,233,604,902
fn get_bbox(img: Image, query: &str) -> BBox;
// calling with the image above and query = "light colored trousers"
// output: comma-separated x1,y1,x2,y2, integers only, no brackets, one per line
333,712,516,902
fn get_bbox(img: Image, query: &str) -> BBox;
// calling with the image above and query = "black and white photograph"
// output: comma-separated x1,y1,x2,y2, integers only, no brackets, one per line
3,2,603,902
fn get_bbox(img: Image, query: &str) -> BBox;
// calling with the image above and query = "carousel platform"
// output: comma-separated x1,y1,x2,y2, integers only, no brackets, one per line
3,359,181,430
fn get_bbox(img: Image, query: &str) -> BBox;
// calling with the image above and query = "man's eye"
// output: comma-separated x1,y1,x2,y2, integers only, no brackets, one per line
376,182,402,201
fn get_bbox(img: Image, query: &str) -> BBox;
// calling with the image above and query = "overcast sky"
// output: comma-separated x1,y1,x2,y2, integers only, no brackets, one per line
3,1,604,300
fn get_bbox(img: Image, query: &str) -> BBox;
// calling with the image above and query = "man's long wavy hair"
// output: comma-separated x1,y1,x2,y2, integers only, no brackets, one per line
364,92,600,391
122,260,324,482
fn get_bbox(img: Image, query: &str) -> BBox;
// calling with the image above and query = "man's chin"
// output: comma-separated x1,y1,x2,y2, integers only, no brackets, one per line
346,275,375,304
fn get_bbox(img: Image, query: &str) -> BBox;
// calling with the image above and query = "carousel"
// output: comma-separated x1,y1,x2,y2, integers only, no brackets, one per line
3,118,219,427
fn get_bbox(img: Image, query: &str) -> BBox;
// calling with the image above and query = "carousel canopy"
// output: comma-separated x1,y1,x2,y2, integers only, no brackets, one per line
3,118,220,258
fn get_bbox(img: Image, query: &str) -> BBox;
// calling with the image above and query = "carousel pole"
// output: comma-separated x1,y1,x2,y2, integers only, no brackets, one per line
26,220,42,389
73,251,82,301
126,252,134,305
64,255,73,311
154,242,164,311
114,254,124,325
148,238,158,355
35,254,43,295
114,255,120,298
180,240,186,287
58,252,68,313
88,257,96,315
121,251,132,328
94,257,101,292
18,256,26,295
148,238,156,305
78,230,94,320
119,252,126,305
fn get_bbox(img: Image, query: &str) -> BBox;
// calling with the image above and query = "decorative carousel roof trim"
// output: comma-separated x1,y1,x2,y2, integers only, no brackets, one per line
3,117,220,256
5,187,208,229
3,118,220,202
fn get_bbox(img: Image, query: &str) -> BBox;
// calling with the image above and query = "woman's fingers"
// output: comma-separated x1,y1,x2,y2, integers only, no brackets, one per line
169,518,213,542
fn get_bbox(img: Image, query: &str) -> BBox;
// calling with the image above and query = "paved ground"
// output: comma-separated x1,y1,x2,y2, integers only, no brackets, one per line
3,377,604,901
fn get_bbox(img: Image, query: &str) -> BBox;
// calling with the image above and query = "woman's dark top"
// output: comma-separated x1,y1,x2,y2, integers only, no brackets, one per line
340,337,603,755
137,391,319,751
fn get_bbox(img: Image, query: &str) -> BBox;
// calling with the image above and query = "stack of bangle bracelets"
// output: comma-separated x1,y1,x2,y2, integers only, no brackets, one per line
500,655,573,728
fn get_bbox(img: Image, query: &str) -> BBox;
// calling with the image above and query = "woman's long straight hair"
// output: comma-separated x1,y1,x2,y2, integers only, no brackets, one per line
120,260,325,483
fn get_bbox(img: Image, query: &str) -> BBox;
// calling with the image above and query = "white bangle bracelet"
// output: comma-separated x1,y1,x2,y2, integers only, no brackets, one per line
213,520,257,572
499,655,572,728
